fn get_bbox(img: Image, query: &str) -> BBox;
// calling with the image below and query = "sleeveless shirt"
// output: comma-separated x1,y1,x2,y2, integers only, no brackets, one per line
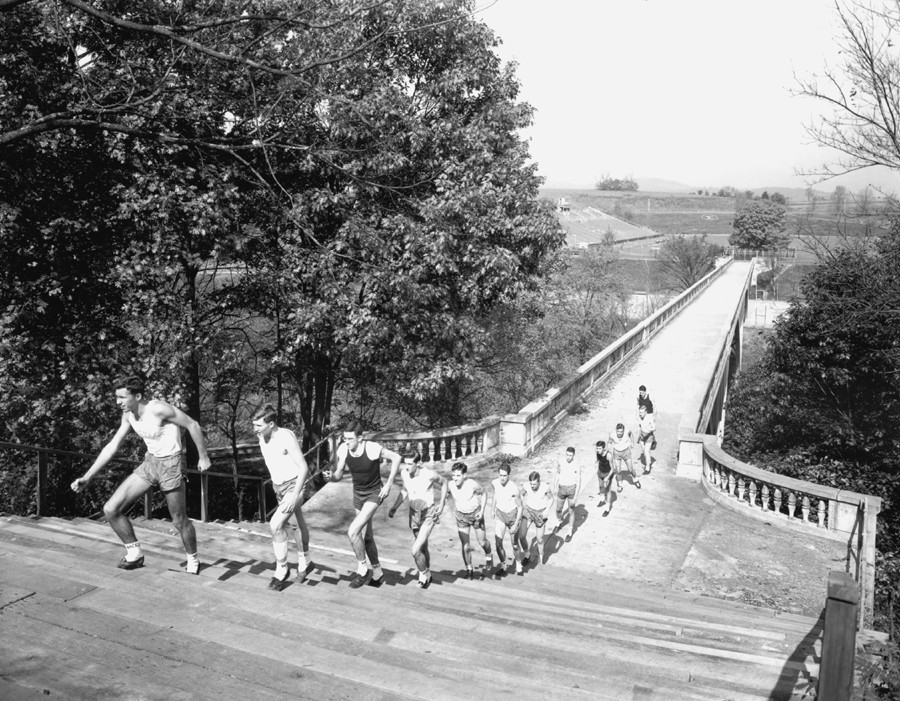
338,441,383,492
127,410,182,458
258,427,301,486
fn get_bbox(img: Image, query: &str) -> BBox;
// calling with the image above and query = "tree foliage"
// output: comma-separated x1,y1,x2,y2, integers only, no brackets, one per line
656,235,724,291
595,174,638,191
729,200,789,250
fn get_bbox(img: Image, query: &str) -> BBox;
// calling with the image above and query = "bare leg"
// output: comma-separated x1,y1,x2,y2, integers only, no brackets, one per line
162,483,198,554
457,528,472,569
103,473,151,545
473,524,493,571
412,520,436,573
347,502,379,563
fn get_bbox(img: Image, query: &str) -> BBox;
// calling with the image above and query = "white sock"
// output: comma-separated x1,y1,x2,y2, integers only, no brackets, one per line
185,552,200,574
372,564,383,580
124,542,143,561
297,551,309,569
274,560,289,578
357,561,369,576
419,569,430,582
273,539,288,562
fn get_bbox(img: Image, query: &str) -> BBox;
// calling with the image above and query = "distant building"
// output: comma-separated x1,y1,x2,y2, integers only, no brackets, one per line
556,197,570,212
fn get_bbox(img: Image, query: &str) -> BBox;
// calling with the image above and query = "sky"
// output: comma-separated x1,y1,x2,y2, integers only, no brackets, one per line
478,0,899,194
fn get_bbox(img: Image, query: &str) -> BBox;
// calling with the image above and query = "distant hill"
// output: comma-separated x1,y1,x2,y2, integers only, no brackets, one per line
635,177,697,193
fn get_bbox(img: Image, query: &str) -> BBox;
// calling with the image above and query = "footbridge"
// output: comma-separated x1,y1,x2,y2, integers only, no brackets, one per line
0,258,884,700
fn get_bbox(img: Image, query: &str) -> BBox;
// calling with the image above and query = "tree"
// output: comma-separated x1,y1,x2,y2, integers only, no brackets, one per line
770,192,788,206
832,185,849,215
730,199,789,250
794,0,900,177
595,173,638,191
656,235,724,291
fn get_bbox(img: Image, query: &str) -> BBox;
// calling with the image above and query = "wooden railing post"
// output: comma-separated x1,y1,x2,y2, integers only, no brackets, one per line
143,493,151,520
36,451,48,517
258,481,267,522
818,571,859,701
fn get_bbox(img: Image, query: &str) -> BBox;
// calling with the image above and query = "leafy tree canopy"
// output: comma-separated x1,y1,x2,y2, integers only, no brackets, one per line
657,235,724,291
729,199,789,250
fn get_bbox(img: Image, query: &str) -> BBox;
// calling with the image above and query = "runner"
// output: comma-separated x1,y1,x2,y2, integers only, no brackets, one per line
252,405,314,591
595,440,615,516
516,471,554,569
637,404,657,475
609,422,641,490
448,461,494,580
324,422,401,589
553,447,581,542
637,384,655,417
489,462,523,576
70,376,211,573
387,450,447,589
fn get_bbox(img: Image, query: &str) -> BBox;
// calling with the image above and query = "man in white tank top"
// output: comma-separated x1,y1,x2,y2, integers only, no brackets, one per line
71,376,211,573
253,405,314,591
489,462,523,575
448,461,493,579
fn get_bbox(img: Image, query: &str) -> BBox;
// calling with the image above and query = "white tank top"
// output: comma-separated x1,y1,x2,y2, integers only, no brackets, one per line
557,457,580,487
449,479,481,513
127,411,182,458
258,427,302,486
492,478,519,512
404,469,435,508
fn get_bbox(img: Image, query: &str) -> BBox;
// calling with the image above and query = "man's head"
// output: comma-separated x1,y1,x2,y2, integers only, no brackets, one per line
252,404,278,439
497,463,512,486
595,440,606,454
638,384,648,398
451,461,468,487
115,375,145,412
402,450,422,475
565,447,575,462
342,420,365,450
638,405,647,418
615,422,625,438
528,470,541,491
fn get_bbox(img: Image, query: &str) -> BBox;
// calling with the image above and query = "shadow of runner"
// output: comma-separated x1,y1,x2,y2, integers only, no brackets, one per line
770,608,824,700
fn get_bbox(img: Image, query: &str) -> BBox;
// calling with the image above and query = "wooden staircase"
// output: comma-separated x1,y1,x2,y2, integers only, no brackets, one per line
0,514,825,700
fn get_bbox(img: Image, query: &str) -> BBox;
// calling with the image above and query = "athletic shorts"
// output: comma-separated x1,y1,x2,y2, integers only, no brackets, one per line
557,484,576,501
613,447,632,461
639,431,656,445
524,505,546,528
455,508,485,530
133,452,184,492
495,508,518,530
353,484,383,511
409,500,438,533
274,477,299,503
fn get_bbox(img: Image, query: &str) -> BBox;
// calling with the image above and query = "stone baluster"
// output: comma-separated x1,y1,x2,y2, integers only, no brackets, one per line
736,477,745,501
817,499,827,528
787,491,797,519
802,495,811,522
476,431,484,454
417,440,426,462
774,488,783,515
748,480,757,508
727,471,735,496
445,437,454,461
761,484,770,511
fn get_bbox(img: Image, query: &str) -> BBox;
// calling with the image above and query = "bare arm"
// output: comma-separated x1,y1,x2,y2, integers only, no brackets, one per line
379,446,402,500
513,488,523,532
475,482,487,519
388,487,408,517
71,415,131,492
153,401,211,471
434,472,448,517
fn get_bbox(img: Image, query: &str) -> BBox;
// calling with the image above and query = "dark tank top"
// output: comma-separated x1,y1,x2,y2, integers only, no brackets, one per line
346,443,382,492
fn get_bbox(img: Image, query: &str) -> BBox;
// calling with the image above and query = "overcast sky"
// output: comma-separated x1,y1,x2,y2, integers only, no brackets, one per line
479,0,898,194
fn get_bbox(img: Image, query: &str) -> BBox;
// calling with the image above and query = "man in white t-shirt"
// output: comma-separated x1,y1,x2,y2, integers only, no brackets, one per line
489,462,523,576
553,447,581,543
253,405,314,591
448,461,493,580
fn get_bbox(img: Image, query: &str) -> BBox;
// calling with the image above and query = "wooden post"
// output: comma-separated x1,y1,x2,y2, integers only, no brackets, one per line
258,481,267,522
817,571,859,701
200,473,209,523
144,493,151,520
36,451,48,517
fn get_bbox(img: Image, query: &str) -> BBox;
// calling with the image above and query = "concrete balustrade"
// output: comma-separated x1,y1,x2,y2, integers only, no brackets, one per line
365,416,501,468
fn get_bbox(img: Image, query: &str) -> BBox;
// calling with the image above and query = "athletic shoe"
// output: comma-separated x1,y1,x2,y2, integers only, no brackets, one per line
602,509,610,517
349,569,372,589
184,560,200,576
295,562,315,584
268,569,290,591
117,556,144,570
515,562,524,575
367,575,384,588
635,481,642,489
464,569,474,580
494,564,507,578
521,557,530,568
565,534,572,543
417,576,431,590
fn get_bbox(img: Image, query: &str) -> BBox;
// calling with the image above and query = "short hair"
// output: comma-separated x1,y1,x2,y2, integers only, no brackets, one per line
343,420,365,436
451,461,467,474
498,463,511,475
566,446,575,454
615,422,625,430
639,385,647,391
116,375,145,396
528,471,540,482
253,404,278,424
595,440,606,449
402,449,421,463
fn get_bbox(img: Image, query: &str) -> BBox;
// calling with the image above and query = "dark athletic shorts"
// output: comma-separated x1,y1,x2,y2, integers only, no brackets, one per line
495,508,518,530
557,484,576,501
353,484,382,511
639,431,656,445
524,505,546,528
455,509,485,530
133,452,184,492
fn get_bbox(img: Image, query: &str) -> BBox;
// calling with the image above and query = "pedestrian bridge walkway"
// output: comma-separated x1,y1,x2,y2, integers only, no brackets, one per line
0,260,881,700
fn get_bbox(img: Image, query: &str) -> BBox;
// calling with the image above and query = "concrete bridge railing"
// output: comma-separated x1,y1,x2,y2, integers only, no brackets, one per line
367,257,737,463
676,258,881,629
